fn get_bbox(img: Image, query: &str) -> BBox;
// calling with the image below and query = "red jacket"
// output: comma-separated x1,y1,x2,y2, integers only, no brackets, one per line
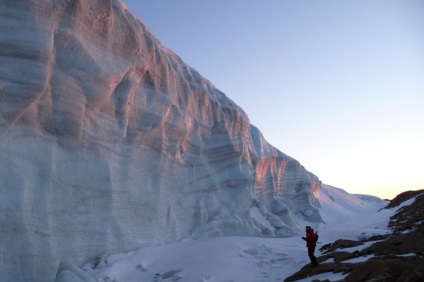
305,228,317,248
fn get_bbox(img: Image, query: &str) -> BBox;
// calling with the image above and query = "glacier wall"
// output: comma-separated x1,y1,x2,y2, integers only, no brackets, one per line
0,0,321,281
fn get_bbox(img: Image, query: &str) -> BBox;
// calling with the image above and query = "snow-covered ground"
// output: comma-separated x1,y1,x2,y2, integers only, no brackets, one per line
77,185,397,282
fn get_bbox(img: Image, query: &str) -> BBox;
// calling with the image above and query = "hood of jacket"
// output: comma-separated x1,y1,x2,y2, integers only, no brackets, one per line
306,228,315,235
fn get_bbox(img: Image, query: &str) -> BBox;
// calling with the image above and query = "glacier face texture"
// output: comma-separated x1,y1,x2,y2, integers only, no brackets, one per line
0,0,321,281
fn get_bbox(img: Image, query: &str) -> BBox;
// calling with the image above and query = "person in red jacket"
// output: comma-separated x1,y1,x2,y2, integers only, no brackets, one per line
302,226,319,267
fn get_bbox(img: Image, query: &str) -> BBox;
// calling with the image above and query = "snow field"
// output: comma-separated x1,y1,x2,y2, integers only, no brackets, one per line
78,185,395,282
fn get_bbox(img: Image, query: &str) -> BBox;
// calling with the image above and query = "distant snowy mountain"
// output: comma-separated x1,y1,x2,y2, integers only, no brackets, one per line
354,193,386,204
311,185,390,247
0,1,347,281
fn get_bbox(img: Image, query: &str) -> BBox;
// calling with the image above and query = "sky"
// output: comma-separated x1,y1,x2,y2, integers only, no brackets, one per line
123,0,424,200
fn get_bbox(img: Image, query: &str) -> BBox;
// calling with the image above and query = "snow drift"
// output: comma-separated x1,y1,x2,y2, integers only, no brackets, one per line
0,0,320,281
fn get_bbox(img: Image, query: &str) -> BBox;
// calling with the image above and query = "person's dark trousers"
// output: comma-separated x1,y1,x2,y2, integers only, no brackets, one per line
308,246,318,266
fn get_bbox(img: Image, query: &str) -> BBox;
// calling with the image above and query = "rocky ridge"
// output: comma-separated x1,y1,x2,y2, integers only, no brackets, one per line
285,190,424,282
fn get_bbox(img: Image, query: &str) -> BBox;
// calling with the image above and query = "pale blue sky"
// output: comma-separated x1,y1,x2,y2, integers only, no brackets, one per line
123,0,424,199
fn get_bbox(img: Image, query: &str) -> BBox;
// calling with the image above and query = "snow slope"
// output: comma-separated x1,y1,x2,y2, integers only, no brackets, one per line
56,185,391,282
1,1,320,281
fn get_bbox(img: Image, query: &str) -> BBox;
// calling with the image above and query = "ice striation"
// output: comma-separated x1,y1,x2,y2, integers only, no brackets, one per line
0,0,321,281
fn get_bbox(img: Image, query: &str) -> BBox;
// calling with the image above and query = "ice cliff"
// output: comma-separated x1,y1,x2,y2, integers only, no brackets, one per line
0,0,321,281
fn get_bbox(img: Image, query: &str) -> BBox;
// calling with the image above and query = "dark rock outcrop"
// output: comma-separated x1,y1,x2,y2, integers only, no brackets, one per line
321,239,364,254
385,190,424,209
345,256,424,282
